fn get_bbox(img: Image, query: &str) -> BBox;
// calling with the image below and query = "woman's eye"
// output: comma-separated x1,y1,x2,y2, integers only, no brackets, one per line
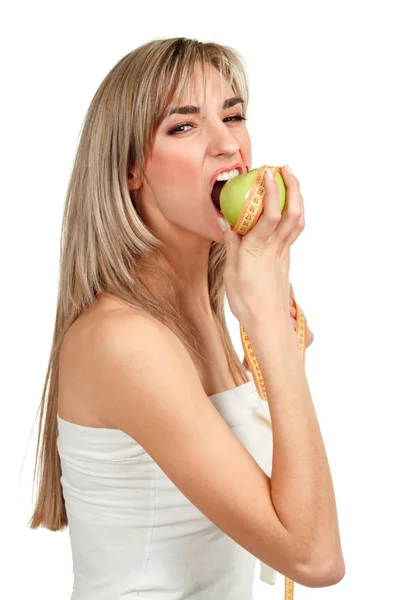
169,114,247,135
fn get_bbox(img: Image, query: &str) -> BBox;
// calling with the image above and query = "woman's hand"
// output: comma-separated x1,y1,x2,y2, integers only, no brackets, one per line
220,165,305,330
289,282,314,348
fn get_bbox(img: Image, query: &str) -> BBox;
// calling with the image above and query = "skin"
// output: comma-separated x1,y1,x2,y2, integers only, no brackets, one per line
128,64,314,346
128,64,251,322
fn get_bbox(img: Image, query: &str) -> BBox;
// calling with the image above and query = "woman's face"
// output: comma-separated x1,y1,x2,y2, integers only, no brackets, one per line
130,65,252,241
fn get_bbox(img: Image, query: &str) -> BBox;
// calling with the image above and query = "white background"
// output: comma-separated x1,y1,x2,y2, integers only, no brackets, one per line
2,1,399,598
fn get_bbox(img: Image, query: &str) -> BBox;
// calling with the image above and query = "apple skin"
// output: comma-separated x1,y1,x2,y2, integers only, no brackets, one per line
220,166,286,231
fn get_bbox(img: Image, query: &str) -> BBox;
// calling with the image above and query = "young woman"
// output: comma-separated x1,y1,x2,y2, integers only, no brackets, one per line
29,37,344,599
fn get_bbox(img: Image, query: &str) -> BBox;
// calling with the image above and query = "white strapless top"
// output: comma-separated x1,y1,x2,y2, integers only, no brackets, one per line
57,369,277,599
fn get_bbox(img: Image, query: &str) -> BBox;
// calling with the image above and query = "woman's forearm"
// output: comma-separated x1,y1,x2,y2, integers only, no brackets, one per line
243,313,345,575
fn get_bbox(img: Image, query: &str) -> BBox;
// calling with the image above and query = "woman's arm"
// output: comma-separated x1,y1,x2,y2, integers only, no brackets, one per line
242,294,314,369
243,312,345,580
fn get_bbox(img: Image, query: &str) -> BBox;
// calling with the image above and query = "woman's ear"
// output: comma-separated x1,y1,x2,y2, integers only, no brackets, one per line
128,169,142,192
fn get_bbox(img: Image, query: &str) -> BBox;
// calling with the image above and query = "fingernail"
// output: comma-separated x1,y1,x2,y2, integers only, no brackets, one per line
217,217,228,232
283,164,292,174
266,167,274,181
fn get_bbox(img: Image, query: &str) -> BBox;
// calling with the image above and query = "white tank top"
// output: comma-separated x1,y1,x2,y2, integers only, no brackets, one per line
57,369,277,599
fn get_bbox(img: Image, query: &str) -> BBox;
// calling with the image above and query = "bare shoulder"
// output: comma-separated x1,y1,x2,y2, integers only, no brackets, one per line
61,295,157,355
59,303,193,428
58,297,159,426
85,302,176,369
88,305,191,416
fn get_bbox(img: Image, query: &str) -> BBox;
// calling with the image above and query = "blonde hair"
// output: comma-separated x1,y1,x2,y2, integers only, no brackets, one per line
27,37,251,531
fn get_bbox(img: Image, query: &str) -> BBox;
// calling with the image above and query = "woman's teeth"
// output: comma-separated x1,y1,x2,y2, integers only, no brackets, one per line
215,168,240,181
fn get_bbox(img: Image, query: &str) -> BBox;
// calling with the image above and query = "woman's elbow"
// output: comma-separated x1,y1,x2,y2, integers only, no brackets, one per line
305,556,346,588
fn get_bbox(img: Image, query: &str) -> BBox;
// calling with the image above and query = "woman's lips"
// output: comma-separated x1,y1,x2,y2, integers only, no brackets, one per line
209,163,243,193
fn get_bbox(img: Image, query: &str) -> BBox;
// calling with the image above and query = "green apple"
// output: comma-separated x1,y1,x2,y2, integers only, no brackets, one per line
220,166,286,229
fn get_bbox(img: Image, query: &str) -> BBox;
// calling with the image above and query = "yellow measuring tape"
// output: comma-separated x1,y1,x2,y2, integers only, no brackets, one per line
233,165,307,600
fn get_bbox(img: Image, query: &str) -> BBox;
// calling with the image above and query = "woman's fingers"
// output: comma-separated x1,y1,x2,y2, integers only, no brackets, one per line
284,191,305,248
240,169,281,253
238,166,305,257
272,167,305,248
238,166,305,255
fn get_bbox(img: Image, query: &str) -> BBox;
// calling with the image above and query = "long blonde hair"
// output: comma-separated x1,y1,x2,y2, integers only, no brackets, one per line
27,37,250,532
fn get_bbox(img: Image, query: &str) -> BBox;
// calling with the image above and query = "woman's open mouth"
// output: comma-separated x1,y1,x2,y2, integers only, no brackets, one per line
211,180,228,212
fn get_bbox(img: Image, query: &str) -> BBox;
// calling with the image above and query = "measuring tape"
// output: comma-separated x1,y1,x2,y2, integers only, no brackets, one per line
233,164,307,600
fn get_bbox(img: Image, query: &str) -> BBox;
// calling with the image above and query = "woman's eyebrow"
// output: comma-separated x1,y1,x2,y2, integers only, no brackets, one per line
166,96,244,118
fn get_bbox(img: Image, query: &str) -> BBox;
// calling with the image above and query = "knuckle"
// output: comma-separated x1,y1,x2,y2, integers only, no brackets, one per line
287,208,303,221
296,217,305,230
289,174,300,188
269,211,281,223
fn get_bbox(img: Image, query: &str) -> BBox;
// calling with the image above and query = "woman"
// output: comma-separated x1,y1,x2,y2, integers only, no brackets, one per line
28,37,344,599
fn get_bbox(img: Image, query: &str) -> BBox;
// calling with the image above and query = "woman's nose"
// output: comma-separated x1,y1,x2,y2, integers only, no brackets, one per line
206,121,241,155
